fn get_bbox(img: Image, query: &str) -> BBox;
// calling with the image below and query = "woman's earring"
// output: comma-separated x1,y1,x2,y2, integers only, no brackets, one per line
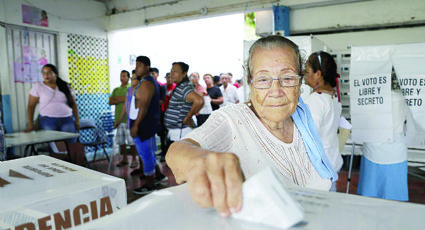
247,101,252,107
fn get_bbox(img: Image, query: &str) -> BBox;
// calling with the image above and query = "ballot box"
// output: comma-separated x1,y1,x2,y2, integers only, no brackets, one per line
77,179,425,230
0,155,126,230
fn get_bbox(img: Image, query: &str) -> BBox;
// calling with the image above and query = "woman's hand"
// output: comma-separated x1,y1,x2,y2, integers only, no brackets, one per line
24,123,34,133
74,120,80,131
166,140,244,217
185,152,244,217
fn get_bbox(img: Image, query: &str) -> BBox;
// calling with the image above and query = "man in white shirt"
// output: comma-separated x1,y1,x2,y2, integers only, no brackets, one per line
219,73,239,108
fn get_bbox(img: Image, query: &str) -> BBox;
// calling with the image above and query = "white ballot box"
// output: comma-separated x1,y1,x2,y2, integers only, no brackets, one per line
0,155,126,230
77,171,425,230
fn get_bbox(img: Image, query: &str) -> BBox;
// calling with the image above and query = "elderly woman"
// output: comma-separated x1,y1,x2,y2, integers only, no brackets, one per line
166,36,337,217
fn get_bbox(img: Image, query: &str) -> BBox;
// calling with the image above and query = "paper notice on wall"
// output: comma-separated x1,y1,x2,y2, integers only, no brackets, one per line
22,4,49,27
14,45,46,83
349,46,393,143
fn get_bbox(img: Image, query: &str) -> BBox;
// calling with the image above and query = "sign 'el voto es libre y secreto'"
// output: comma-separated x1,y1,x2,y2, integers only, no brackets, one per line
350,44,425,147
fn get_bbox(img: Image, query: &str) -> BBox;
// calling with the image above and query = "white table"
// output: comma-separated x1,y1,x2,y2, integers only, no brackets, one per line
0,155,126,229
77,183,425,230
4,130,79,157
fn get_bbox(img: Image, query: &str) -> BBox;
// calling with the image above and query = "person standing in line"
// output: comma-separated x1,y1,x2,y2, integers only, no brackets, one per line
303,51,343,191
158,73,176,161
149,67,160,81
236,79,248,103
203,73,223,111
116,70,145,175
228,72,239,88
150,67,166,106
219,73,239,108
164,72,176,111
118,70,166,179
130,56,166,194
213,75,222,87
190,72,212,126
150,67,167,159
189,72,205,94
164,62,204,144
110,70,138,168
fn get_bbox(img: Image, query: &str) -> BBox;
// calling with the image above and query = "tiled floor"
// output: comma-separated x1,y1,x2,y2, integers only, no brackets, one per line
89,154,425,205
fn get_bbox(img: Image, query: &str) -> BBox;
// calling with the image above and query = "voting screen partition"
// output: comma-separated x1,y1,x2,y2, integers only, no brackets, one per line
350,43,425,148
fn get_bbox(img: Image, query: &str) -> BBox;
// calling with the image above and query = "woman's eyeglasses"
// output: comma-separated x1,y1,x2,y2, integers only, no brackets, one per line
130,77,139,80
252,75,301,89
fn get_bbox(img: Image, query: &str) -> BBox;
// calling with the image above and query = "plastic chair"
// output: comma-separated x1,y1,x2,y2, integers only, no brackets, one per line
78,118,110,164
100,111,114,143
100,111,116,174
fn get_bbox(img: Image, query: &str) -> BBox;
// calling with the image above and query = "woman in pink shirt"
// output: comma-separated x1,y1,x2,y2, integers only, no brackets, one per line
24,64,80,142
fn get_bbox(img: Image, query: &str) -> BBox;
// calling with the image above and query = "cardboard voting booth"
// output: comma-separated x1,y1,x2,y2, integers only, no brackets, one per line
0,155,126,230
350,43,425,148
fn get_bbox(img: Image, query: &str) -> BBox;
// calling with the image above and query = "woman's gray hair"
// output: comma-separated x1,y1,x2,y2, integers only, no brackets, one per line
246,35,303,83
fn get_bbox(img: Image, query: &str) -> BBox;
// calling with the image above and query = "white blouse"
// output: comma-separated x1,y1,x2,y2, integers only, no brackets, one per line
184,103,331,191
304,92,343,172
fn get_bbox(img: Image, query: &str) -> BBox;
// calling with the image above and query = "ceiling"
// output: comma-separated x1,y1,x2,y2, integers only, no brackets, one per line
91,0,110,3
91,0,374,12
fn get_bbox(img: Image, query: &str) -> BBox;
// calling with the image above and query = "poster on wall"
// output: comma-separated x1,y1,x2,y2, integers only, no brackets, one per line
22,4,49,27
129,55,136,65
349,46,393,143
13,45,47,83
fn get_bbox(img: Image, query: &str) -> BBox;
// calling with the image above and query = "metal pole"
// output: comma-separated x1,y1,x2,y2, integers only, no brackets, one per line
346,142,355,194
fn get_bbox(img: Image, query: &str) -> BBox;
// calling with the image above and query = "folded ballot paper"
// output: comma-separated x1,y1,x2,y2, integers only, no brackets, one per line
232,167,304,229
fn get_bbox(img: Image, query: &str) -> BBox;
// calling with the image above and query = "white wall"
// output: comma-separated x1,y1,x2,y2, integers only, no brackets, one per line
291,0,425,52
316,27,425,52
291,0,425,33
108,14,245,91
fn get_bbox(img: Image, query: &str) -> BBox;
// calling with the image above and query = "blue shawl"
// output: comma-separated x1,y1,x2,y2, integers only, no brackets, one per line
292,97,338,182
